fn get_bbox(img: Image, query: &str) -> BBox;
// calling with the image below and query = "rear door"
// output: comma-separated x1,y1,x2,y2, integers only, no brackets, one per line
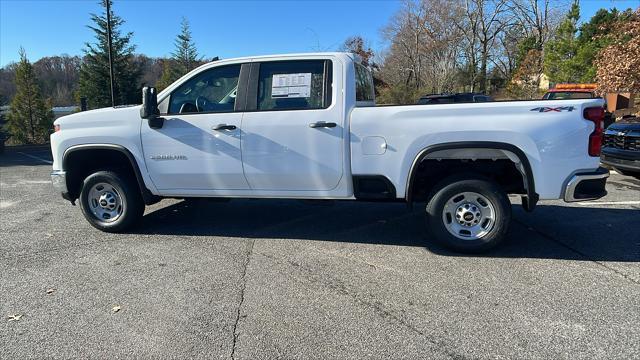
240,59,343,191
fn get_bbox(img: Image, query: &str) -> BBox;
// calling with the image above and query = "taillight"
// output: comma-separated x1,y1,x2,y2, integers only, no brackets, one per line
54,124,61,132
584,107,604,156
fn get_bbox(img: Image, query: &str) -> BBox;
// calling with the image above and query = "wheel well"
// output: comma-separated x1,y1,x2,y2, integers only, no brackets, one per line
407,146,535,208
410,158,526,202
64,148,140,201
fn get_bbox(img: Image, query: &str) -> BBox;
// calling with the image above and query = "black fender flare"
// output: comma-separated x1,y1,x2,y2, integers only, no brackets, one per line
63,144,160,205
405,141,538,211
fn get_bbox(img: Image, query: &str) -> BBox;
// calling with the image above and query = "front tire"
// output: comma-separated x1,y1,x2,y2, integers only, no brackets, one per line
79,171,144,232
425,176,511,253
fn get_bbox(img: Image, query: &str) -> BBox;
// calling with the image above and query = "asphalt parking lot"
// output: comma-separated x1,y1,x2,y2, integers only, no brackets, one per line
1,146,639,359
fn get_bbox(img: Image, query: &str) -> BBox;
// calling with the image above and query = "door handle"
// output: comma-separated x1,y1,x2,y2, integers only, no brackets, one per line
309,122,337,128
213,124,237,131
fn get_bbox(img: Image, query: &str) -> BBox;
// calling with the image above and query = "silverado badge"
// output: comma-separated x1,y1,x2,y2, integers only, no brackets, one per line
150,155,188,161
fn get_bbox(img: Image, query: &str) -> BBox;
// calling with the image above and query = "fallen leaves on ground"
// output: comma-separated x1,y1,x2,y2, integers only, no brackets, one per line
8,314,23,322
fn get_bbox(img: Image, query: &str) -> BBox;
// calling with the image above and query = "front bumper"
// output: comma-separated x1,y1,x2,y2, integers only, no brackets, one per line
563,167,609,202
51,170,72,201
601,150,640,172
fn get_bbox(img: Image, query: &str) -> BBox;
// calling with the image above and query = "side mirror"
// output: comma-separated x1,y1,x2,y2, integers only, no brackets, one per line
140,86,164,129
140,86,159,119
148,116,165,129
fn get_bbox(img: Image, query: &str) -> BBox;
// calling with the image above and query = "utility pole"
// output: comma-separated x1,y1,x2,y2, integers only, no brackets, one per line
105,0,116,107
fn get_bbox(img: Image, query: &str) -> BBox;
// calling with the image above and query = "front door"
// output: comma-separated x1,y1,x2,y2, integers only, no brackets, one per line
241,59,344,191
141,64,250,191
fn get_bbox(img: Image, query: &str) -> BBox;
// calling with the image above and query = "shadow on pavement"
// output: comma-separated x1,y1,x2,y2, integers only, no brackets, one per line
0,146,53,167
136,199,640,262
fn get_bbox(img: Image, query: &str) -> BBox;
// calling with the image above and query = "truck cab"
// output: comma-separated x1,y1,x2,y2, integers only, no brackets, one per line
145,55,348,196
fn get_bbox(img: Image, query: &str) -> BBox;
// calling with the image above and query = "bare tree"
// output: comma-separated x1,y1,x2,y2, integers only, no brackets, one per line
456,1,481,92
33,55,82,106
491,22,523,82
457,0,512,93
341,36,375,67
381,0,428,89
374,0,569,102
421,0,464,93
508,0,568,49
506,0,567,90
380,0,462,97
0,63,18,105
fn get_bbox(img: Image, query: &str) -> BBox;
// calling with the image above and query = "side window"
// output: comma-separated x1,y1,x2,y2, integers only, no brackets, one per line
257,60,331,111
355,63,374,102
168,64,241,114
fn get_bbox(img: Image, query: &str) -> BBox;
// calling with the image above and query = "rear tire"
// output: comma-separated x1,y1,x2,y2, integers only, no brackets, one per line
79,171,144,232
425,176,511,253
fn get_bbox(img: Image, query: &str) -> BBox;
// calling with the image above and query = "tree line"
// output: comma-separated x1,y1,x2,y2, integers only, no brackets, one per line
1,0,207,144
370,0,639,104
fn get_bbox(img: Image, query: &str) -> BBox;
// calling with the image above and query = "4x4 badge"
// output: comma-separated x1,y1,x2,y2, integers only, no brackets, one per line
530,106,575,112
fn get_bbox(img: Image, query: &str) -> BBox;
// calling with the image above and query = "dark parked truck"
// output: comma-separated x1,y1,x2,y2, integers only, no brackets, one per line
418,93,493,104
601,116,640,178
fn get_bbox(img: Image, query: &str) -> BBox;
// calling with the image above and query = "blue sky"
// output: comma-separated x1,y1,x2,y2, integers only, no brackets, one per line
1,0,638,67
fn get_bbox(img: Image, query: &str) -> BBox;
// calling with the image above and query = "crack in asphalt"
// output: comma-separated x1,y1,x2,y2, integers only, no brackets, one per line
513,218,640,285
230,237,255,360
224,207,419,359
227,209,340,360
257,251,469,360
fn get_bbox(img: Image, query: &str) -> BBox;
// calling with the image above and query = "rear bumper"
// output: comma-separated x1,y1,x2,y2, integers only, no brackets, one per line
51,170,72,201
563,167,609,202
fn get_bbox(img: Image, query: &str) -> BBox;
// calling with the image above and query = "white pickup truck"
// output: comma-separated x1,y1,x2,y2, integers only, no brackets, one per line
50,52,609,252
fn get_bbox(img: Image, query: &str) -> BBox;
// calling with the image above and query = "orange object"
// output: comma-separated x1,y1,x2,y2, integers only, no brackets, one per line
553,83,597,90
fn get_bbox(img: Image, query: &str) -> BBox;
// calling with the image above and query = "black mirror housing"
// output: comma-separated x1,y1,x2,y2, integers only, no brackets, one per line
140,86,160,119
148,116,164,129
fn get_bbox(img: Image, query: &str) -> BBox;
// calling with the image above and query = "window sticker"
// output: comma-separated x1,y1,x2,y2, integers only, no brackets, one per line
271,73,311,98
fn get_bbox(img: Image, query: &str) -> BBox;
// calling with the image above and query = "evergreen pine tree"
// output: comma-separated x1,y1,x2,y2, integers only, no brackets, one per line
78,0,141,109
155,59,177,91
7,48,54,144
172,17,201,76
156,17,201,90
543,1,582,84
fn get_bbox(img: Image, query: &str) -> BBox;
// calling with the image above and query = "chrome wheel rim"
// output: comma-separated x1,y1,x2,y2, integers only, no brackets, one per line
88,182,124,223
440,191,496,240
